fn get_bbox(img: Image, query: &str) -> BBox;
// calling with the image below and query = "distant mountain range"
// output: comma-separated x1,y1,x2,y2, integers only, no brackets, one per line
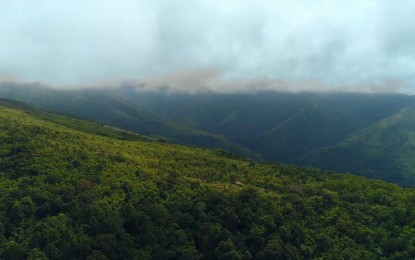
113,87,415,185
1,82,415,185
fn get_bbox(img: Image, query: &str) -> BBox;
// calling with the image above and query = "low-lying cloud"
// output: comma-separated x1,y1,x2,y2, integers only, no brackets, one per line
1,0,415,93
99,68,405,94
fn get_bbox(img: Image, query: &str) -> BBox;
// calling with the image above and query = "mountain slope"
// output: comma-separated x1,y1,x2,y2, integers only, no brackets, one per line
299,108,415,185
114,88,413,152
0,82,255,158
1,100,415,258
114,88,415,184
0,99,157,143
114,88,412,138
251,99,349,162
4,82,415,185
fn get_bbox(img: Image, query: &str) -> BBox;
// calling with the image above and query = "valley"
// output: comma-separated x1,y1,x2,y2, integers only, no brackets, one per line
2,83,415,185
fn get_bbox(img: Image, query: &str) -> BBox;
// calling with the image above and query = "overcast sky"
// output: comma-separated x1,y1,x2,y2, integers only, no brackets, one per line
1,0,415,93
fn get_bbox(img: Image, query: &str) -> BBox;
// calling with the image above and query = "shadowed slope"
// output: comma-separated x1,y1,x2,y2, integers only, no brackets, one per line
300,108,415,185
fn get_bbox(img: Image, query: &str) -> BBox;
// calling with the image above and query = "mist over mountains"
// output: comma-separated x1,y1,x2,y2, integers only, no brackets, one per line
2,0,415,93
3,0,415,258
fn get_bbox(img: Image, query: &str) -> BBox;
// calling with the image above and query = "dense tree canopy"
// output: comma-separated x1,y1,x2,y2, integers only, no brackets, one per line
1,102,415,259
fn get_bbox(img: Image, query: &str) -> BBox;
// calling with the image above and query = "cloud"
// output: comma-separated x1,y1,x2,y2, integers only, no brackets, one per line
141,68,221,92
0,0,158,84
116,68,406,94
1,0,415,93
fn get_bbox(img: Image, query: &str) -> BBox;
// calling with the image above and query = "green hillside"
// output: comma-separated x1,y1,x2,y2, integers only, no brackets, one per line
0,99,156,143
5,83,415,185
0,83,255,159
113,88,415,185
1,100,415,259
299,108,415,186
252,100,348,162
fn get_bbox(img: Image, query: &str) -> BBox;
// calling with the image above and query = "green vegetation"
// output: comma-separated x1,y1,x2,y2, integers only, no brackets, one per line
0,83,255,159
1,100,415,259
113,89,415,185
3,83,415,185
0,99,155,143
300,108,415,186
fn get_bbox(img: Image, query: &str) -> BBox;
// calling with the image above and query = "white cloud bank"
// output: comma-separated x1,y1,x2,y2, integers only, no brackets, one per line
1,0,415,93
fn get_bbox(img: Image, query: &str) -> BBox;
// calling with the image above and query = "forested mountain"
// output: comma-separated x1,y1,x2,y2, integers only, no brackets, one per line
113,87,412,143
0,82,254,158
113,87,415,185
2,99,415,259
2,82,415,185
299,108,415,186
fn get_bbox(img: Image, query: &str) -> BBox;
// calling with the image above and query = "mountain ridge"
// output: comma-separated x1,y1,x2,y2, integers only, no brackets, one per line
299,107,415,185
0,83,257,159
2,82,415,185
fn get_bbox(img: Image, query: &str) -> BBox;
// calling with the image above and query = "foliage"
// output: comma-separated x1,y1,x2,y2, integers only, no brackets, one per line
4,84,415,185
1,102,415,259
301,108,415,185
0,84,256,159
